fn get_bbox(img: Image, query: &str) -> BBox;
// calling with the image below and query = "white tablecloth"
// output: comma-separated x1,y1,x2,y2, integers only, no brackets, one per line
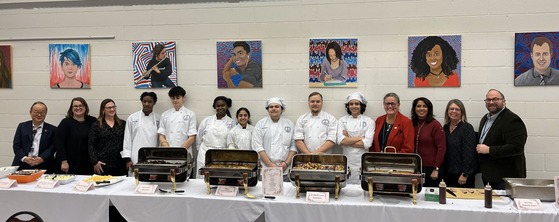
0,175,125,222
2,177,558,222
109,179,266,222
263,184,559,222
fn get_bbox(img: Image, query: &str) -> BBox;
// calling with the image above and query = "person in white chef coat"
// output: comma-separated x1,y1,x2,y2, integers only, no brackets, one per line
227,107,254,150
337,92,375,184
196,96,236,178
121,92,161,170
294,92,337,154
252,98,297,179
158,86,197,158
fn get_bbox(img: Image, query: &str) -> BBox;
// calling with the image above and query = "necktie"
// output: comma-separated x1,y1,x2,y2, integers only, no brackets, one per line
540,75,545,85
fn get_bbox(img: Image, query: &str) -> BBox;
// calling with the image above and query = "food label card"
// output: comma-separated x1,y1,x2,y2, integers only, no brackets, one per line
262,167,283,196
0,178,17,188
36,179,59,189
306,191,329,203
215,186,238,197
514,198,544,211
135,184,158,194
74,181,94,192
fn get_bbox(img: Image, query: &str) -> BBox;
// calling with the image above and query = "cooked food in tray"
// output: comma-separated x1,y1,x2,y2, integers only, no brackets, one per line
137,159,185,165
83,175,115,183
43,174,76,184
365,167,415,175
205,163,255,169
293,162,345,171
11,169,42,175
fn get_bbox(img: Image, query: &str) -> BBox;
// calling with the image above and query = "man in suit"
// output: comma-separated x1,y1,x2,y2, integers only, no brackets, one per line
476,89,527,189
12,101,56,171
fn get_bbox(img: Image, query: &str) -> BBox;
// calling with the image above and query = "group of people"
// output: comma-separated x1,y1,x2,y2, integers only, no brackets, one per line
12,87,527,189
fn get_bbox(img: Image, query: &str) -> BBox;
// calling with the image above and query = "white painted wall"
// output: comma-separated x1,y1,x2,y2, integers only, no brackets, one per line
0,0,557,179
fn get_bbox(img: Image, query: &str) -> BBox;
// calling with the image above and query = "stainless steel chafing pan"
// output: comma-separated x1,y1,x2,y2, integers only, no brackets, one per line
289,154,348,200
504,178,555,202
360,152,424,203
199,149,260,195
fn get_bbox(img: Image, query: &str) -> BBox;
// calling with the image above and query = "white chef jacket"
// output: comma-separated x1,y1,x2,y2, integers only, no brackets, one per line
121,110,161,164
294,111,337,153
252,116,297,174
227,124,254,150
196,115,235,178
157,106,197,157
337,114,375,184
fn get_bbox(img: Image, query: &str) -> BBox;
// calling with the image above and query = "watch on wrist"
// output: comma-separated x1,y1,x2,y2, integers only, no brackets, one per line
461,173,469,178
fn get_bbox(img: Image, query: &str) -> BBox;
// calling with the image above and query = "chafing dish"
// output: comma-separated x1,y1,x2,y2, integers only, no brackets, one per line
198,149,260,195
133,147,193,192
504,178,555,202
289,154,348,200
360,152,424,204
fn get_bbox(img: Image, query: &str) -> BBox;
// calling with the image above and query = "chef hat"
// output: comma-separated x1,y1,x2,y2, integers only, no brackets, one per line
346,92,367,105
266,97,286,109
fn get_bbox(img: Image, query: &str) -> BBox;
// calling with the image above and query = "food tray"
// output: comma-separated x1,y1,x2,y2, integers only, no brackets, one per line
0,166,19,179
7,170,46,183
504,178,555,202
199,149,260,187
134,147,193,182
360,152,424,195
43,174,77,185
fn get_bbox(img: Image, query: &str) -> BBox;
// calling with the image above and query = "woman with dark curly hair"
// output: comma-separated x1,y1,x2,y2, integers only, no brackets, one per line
410,36,459,87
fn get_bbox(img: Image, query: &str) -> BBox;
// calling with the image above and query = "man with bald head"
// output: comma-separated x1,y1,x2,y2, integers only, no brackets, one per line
12,101,57,172
476,89,527,189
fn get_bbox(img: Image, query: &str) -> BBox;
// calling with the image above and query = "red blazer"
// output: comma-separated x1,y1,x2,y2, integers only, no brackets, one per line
370,112,415,153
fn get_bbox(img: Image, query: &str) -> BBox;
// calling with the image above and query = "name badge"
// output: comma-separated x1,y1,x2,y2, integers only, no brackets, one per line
135,184,158,194
0,178,17,189
36,179,59,189
306,191,329,203
74,181,94,192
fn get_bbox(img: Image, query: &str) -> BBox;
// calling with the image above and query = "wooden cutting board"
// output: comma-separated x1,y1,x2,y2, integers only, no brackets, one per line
446,188,501,200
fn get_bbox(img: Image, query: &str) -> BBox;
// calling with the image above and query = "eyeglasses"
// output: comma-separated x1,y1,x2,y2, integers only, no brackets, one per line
105,106,117,110
484,98,503,103
32,111,46,116
72,105,85,108
448,108,461,112
383,102,398,107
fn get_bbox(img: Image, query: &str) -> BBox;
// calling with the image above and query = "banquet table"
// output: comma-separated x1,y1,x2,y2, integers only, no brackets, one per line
2,177,558,222
109,178,559,222
0,175,127,222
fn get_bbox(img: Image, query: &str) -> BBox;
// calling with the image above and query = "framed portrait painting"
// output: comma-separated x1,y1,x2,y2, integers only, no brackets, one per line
514,32,559,86
309,38,357,87
132,41,177,88
216,40,262,88
0,45,12,88
50,44,91,89
408,35,461,87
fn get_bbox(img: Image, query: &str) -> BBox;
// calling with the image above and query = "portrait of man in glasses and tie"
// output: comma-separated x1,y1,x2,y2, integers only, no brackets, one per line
12,101,57,172
515,35,559,86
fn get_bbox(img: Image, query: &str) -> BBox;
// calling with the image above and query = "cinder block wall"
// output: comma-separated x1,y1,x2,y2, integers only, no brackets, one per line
0,0,557,179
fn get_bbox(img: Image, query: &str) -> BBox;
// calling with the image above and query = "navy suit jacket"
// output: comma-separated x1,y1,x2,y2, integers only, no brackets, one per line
12,120,56,170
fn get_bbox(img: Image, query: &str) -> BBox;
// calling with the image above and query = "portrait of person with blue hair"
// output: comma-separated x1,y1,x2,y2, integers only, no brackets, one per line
52,48,89,88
